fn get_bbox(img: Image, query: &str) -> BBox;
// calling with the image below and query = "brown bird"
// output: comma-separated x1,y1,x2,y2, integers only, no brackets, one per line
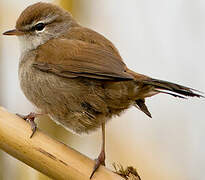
3,2,203,178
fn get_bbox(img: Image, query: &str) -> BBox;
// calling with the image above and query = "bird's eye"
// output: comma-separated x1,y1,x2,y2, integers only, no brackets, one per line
34,23,45,31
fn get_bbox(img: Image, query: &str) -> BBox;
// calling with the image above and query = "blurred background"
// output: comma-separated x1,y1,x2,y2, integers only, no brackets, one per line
0,0,205,180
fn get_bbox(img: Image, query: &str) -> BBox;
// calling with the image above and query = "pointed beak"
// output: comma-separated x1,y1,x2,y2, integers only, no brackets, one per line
3,29,24,36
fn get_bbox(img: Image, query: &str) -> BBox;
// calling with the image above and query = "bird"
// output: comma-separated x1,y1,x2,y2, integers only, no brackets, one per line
3,2,203,179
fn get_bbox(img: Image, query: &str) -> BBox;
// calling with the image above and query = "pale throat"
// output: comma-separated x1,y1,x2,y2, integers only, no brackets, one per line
17,14,73,54
18,34,47,54
17,14,61,53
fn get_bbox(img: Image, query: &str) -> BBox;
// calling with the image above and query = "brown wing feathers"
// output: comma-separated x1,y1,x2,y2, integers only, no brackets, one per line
33,36,203,119
34,39,133,81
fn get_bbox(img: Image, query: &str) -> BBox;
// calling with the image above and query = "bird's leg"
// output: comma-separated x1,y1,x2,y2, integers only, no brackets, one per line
16,112,40,138
90,122,106,179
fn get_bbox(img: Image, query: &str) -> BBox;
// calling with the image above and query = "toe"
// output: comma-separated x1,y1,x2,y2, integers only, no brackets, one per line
90,150,105,179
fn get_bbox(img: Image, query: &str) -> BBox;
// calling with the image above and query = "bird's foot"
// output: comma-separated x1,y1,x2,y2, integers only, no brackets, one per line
90,150,105,179
16,112,38,138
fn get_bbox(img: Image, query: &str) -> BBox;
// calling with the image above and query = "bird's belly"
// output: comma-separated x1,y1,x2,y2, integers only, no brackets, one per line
18,58,136,134
19,62,109,133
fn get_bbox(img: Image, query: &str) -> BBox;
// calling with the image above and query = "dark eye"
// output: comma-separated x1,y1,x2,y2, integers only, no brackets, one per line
34,23,45,31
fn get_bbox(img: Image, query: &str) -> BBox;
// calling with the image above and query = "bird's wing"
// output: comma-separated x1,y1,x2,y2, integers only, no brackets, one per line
33,38,134,81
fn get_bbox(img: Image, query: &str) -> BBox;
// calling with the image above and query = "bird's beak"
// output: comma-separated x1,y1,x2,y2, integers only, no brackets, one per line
3,29,24,36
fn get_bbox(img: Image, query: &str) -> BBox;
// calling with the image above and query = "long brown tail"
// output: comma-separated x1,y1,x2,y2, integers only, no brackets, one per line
126,69,203,98
142,78,204,98
134,77,204,118
143,78,204,98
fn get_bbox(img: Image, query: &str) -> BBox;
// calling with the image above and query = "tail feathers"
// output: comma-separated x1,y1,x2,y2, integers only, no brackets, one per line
134,99,152,118
133,75,203,117
142,78,204,98
154,90,187,99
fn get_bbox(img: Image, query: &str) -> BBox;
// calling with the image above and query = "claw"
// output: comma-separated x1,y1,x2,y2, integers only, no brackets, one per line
17,112,38,138
90,150,105,179
28,119,37,138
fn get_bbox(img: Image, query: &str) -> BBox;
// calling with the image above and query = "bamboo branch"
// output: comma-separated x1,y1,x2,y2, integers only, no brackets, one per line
0,107,124,180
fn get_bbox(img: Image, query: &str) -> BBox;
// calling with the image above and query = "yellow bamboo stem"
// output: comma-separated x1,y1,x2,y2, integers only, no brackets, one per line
0,107,124,180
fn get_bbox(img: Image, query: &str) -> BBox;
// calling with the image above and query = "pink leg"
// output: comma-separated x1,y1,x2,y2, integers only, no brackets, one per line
16,112,40,138
90,123,106,179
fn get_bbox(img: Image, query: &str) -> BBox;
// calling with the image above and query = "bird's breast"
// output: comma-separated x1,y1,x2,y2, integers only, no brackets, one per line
18,51,139,134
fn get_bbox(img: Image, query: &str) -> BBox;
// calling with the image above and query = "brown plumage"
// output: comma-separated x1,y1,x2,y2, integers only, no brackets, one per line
3,2,203,178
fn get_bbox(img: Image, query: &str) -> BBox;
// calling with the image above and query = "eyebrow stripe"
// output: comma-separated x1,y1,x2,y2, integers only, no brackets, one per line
23,14,59,31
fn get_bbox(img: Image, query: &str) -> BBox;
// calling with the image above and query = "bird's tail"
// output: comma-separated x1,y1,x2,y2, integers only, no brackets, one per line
140,78,204,99
128,70,204,118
